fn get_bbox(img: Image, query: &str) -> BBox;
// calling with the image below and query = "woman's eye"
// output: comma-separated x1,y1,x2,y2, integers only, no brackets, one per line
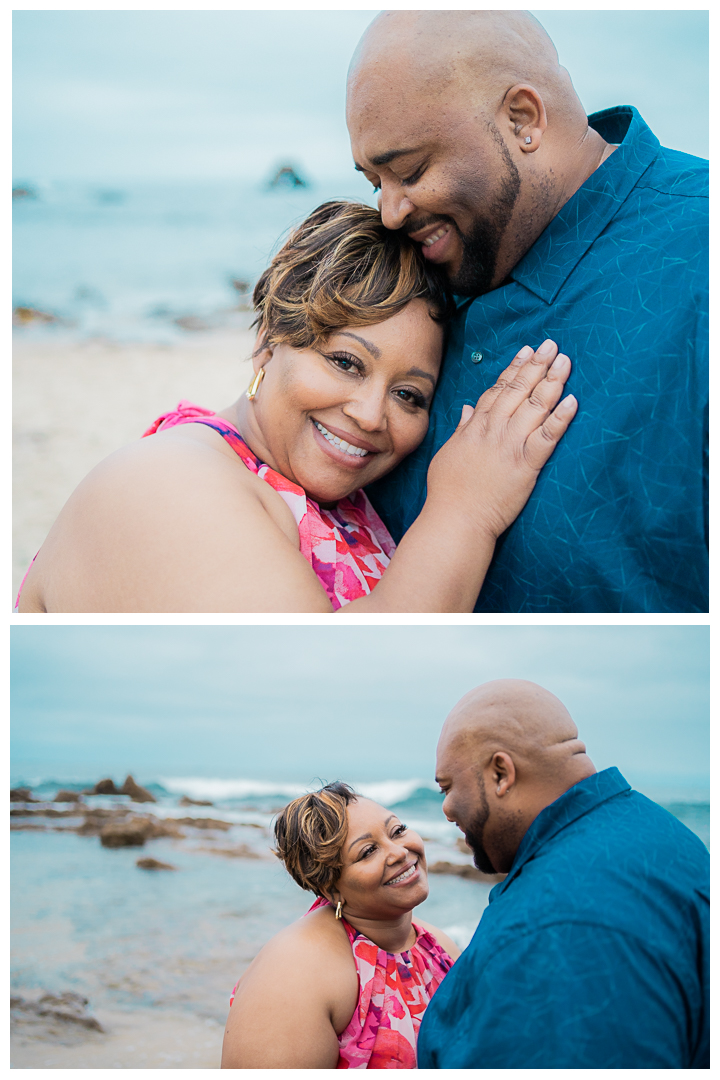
394,823,407,836
359,844,375,860
395,388,428,409
327,352,361,375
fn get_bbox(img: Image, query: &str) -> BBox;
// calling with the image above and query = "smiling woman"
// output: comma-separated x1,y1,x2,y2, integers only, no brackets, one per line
17,200,576,613
221,783,460,1069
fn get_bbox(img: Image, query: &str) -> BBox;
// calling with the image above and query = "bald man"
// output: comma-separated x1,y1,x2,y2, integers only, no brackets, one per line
348,11,708,614
417,680,710,1068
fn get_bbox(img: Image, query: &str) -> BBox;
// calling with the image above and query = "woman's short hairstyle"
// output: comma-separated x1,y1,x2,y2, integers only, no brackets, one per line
273,781,357,898
252,200,454,349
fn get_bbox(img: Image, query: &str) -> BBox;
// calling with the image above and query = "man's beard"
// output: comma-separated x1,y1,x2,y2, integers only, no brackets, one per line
462,774,497,875
429,125,522,297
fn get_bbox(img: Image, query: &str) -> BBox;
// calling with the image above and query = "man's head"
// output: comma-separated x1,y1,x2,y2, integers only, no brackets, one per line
436,679,596,873
347,11,593,294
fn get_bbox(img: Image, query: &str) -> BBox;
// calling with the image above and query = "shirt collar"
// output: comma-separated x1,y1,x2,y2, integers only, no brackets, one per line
509,106,661,305
490,767,631,900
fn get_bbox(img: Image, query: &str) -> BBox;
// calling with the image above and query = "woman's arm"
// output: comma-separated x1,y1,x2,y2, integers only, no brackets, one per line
21,341,572,613
221,920,357,1069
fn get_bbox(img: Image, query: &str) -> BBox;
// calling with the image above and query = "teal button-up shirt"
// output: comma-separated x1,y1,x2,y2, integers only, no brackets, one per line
417,769,710,1069
368,108,708,612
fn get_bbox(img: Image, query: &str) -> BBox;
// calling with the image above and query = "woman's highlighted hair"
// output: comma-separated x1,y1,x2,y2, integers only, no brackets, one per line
253,200,453,349
274,781,358,898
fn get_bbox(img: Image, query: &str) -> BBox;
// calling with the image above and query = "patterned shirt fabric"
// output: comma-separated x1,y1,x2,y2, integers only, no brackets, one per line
308,897,454,1069
417,768,710,1069
144,401,396,609
368,107,708,613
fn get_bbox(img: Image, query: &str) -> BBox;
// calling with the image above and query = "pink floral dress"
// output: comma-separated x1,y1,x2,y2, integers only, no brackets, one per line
229,898,454,1069
145,401,396,609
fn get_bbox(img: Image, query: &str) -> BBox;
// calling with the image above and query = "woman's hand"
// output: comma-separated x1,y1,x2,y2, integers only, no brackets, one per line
425,339,577,540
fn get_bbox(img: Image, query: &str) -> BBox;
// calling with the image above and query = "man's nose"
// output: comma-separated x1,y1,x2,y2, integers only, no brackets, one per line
378,182,415,231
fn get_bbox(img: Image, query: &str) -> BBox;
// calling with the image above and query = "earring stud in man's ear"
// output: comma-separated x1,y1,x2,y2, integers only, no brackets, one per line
525,136,532,145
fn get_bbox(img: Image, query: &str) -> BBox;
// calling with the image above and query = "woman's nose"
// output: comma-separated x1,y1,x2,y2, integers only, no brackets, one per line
342,387,388,433
378,182,415,231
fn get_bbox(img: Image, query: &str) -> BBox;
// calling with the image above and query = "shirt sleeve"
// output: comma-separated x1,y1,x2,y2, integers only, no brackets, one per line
433,921,694,1069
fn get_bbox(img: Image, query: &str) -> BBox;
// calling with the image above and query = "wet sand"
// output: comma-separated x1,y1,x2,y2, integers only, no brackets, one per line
12,329,255,602
11,1001,224,1068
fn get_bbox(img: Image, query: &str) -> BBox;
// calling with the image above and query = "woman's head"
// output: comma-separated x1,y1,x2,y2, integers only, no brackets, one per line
274,782,429,920
239,201,453,505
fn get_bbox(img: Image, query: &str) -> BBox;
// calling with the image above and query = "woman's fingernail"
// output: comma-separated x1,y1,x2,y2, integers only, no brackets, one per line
516,345,533,361
556,394,577,414
537,339,556,356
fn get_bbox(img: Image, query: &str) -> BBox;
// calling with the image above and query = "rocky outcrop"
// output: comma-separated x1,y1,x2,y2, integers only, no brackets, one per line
179,796,213,807
136,857,177,871
13,306,63,326
99,815,185,848
267,164,307,189
175,816,232,831
55,790,82,803
10,787,36,802
120,776,156,803
12,185,37,200
11,991,103,1031
200,844,261,859
85,778,120,796
427,860,499,883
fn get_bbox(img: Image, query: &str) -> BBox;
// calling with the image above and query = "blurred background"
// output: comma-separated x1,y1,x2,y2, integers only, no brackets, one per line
11,624,709,1067
12,10,710,598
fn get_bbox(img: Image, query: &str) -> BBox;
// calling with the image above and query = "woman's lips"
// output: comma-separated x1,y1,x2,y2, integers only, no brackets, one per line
384,860,420,887
310,418,381,470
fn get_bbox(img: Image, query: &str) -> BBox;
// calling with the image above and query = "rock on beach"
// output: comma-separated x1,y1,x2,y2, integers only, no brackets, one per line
136,857,177,871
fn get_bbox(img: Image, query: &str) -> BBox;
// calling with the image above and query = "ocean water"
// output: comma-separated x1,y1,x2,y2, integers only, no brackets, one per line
11,773,709,1036
12,177,373,343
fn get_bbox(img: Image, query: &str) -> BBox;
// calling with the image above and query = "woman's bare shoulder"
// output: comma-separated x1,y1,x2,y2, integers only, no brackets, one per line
20,431,331,613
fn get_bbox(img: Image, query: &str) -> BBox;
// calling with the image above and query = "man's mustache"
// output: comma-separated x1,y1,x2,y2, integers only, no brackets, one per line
400,213,457,239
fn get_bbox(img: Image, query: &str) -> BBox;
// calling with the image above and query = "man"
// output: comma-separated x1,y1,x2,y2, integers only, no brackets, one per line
347,11,708,612
418,679,709,1068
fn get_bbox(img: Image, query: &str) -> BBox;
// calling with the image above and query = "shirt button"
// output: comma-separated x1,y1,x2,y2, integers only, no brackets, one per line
470,350,483,364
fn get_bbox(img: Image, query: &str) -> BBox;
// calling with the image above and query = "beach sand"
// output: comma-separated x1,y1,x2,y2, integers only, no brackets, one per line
13,329,255,603
11,1001,225,1068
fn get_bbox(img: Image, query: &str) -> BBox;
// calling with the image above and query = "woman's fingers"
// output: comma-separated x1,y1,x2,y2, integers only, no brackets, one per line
523,394,578,470
508,353,571,435
456,403,475,430
473,340,561,420
471,344,540,413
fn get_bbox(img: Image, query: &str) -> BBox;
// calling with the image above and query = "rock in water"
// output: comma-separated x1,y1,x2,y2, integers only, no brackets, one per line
10,787,36,802
55,790,82,803
427,860,502,883
120,775,156,803
266,164,307,189
99,815,184,847
86,778,120,796
136,857,177,871
12,991,104,1032
179,795,213,807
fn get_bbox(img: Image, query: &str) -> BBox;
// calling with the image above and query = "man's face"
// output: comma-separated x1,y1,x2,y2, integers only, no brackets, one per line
436,737,498,874
347,80,521,295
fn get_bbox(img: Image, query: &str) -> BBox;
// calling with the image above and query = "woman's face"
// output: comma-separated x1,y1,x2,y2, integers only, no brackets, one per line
334,797,429,920
245,299,443,504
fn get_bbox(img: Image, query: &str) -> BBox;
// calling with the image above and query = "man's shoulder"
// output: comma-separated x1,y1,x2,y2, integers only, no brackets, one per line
637,145,708,201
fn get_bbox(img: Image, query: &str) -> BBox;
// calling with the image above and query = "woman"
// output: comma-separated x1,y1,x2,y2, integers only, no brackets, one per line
221,782,459,1069
17,200,576,612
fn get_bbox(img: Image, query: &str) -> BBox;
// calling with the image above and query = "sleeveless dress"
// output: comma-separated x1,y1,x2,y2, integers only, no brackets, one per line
230,898,454,1069
144,401,396,610
14,400,397,611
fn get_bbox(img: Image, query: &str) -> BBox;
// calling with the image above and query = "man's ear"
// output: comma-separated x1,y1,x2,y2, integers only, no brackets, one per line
251,329,274,375
491,751,516,796
502,83,548,152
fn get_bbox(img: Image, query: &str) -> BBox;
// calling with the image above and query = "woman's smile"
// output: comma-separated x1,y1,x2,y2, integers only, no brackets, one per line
310,417,381,469
383,859,419,887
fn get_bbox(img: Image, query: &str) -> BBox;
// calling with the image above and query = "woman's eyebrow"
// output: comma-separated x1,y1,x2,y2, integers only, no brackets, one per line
406,366,437,388
336,331,381,359
348,815,395,850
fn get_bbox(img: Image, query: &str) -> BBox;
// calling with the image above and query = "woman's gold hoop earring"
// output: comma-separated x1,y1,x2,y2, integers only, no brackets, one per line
246,368,265,401
335,900,343,920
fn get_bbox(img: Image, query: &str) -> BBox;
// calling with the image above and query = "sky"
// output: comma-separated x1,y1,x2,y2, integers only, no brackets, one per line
11,625,709,797
12,10,709,185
